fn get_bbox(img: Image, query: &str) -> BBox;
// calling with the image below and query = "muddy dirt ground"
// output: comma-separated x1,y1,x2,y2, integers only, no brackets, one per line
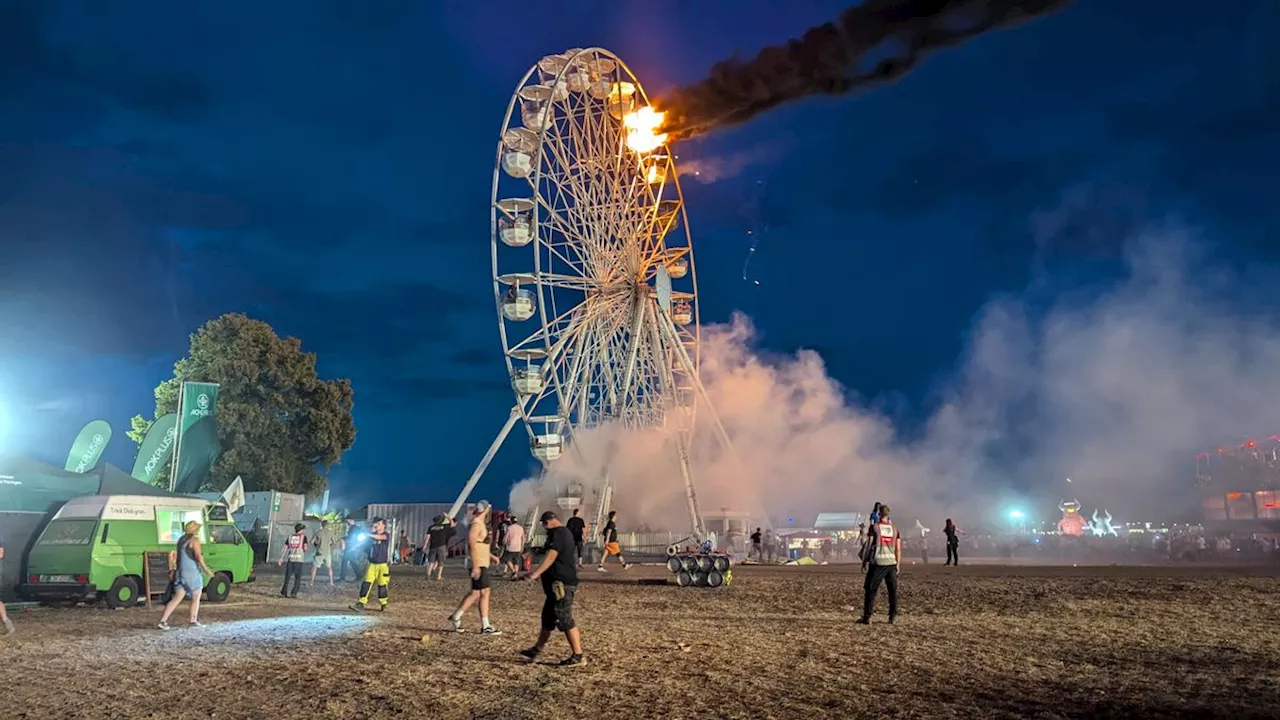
1,562,1277,719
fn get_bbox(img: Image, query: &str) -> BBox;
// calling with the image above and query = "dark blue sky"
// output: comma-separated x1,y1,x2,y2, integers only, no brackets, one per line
0,1,1276,507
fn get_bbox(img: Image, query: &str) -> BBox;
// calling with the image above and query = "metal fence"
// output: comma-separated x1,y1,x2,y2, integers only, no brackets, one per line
360,503,453,552
525,529,697,562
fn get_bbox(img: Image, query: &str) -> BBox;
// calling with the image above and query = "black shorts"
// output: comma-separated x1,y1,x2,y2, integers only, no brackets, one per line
470,566,492,591
501,550,523,566
574,540,585,558
540,581,577,631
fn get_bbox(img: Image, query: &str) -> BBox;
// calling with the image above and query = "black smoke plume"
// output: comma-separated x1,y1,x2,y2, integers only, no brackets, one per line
657,0,1074,140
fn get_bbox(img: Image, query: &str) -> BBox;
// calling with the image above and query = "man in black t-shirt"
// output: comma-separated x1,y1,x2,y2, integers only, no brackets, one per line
521,511,585,667
426,515,456,580
597,510,630,572
565,508,587,567
749,527,763,561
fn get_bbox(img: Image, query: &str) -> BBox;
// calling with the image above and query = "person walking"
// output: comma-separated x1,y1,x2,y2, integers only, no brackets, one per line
857,504,901,625
749,527,763,561
520,511,585,667
158,520,215,630
449,501,502,635
311,520,337,585
350,517,391,612
565,508,587,567
763,529,776,563
277,523,308,598
426,515,455,581
0,544,14,634
502,516,526,578
338,518,362,582
860,502,884,572
397,530,412,564
597,510,630,572
944,518,962,566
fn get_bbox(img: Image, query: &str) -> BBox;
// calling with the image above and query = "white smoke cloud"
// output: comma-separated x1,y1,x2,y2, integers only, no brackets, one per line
676,140,789,184
511,221,1280,531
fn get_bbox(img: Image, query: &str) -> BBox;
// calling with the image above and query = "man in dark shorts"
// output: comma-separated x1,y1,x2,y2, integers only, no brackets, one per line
521,511,584,667
565,508,587,567
448,500,501,635
426,515,455,580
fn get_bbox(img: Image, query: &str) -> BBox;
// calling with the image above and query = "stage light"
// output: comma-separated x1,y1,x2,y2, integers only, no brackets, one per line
1008,509,1025,520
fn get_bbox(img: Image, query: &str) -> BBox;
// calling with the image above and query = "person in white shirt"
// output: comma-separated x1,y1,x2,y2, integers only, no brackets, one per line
502,518,526,578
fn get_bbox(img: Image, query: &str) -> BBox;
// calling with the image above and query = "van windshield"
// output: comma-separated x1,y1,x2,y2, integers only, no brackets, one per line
38,520,98,546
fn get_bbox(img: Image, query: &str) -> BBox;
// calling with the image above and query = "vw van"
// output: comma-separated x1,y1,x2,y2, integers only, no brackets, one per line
20,494,254,607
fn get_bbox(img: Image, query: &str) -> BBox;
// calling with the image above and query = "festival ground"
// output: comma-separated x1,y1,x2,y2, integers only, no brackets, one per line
1,562,1276,719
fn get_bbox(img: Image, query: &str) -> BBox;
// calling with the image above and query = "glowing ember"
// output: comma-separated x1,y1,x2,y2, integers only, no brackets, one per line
624,107,668,154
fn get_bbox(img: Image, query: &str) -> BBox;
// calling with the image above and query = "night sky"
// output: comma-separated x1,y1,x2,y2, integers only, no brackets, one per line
0,1,1276,508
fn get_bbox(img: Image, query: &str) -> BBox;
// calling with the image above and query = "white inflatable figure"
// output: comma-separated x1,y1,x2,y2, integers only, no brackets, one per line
915,519,930,539
1089,509,1120,537
1099,509,1118,537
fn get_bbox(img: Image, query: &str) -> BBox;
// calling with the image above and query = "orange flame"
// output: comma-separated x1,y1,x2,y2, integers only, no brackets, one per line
624,107,668,154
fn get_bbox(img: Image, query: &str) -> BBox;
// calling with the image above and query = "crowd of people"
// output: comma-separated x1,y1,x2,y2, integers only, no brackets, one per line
5,497,1275,655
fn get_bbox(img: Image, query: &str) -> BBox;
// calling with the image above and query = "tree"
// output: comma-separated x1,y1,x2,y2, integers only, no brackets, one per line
125,414,153,444
133,313,356,497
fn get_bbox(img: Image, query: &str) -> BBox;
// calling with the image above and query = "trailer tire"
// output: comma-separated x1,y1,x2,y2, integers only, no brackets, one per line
105,576,141,609
205,572,232,603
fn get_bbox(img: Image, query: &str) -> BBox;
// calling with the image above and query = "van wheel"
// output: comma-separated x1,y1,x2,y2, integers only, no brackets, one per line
105,576,140,609
205,572,231,602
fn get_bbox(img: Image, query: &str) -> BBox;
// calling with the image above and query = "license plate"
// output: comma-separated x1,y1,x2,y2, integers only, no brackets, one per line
39,575,76,583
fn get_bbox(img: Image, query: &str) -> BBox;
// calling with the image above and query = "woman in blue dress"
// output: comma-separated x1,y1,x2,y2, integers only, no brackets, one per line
158,520,214,630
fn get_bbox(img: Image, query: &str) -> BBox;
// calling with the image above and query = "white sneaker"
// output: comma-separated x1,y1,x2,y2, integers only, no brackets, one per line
189,621,204,628
597,567,607,573
481,626,502,636
449,615,463,633
3,617,14,635
157,622,171,631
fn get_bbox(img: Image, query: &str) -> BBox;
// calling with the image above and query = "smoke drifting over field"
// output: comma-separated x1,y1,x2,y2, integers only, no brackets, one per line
657,0,1073,140
512,222,1280,529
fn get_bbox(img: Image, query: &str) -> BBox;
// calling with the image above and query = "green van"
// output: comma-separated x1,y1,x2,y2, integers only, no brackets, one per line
20,494,255,608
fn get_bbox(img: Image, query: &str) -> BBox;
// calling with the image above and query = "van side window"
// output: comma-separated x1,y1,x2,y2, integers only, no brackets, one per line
100,523,109,543
210,525,239,544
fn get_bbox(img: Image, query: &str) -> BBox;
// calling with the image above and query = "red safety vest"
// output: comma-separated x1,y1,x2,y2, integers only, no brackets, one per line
873,521,898,565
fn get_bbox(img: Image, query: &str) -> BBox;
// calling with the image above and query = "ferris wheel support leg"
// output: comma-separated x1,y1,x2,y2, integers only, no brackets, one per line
658,309,737,457
675,436,704,540
448,406,522,519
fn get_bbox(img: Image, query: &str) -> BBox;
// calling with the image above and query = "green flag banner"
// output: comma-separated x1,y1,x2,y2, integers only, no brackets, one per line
171,381,220,492
130,412,178,484
65,419,113,473
172,416,221,495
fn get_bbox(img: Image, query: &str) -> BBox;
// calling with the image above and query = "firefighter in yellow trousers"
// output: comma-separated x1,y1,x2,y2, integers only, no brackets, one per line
350,517,391,612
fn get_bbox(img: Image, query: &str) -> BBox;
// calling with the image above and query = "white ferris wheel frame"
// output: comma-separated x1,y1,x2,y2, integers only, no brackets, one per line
449,47,735,540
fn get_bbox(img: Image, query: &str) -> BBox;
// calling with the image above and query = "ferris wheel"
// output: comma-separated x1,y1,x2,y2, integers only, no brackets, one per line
448,47,728,539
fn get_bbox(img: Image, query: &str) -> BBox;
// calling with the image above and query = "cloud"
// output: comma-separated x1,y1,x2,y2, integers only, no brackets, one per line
512,218,1280,531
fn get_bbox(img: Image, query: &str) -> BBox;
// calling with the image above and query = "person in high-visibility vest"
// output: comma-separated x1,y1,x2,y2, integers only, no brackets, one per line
857,504,902,625
350,518,390,612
